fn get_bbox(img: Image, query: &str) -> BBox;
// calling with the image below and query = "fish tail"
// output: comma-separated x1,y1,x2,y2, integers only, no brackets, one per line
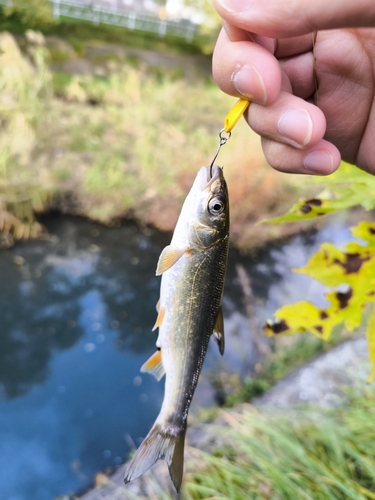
124,421,187,492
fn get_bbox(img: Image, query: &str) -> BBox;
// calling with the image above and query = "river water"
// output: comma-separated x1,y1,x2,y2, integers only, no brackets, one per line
0,214,355,500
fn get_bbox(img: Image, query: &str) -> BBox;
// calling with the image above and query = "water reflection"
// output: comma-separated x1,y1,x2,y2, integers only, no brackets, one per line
0,214,355,499
0,252,85,399
0,216,169,499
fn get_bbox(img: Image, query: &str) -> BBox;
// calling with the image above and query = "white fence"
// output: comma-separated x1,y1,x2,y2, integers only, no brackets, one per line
0,0,197,41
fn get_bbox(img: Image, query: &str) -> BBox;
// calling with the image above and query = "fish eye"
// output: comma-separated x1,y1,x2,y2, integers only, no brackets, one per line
208,197,225,215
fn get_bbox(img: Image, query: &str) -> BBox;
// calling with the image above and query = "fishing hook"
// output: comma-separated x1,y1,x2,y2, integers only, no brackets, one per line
210,128,231,177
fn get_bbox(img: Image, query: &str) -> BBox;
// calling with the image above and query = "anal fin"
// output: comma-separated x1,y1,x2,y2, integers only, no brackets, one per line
152,306,165,331
141,350,165,381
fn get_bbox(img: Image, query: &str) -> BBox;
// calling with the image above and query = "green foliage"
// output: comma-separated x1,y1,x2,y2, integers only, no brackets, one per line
367,305,375,383
224,331,345,408
2,0,54,28
183,0,222,53
48,69,267,226
35,18,205,55
183,388,375,499
264,162,375,224
0,30,297,248
264,163,375,381
225,378,271,405
0,31,51,242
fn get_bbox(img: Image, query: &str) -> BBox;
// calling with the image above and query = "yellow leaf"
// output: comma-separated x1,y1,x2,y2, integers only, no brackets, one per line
351,221,375,247
263,197,337,225
265,222,375,352
264,301,339,341
263,162,375,225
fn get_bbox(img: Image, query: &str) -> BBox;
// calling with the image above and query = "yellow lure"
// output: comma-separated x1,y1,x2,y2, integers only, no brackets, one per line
210,98,250,167
223,98,250,133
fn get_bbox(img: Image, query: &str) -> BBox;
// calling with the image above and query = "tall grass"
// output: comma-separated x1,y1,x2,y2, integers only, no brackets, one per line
183,388,375,499
0,31,51,241
48,67,302,246
0,31,304,248
78,386,375,500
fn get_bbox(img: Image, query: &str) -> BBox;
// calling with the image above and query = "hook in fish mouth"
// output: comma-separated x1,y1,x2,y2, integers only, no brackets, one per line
204,165,221,187
194,165,224,193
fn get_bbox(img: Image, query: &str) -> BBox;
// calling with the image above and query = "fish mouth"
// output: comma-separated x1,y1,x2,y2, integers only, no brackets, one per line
197,165,222,190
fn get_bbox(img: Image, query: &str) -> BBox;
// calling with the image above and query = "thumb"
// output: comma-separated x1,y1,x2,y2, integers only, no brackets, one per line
213,0,375,38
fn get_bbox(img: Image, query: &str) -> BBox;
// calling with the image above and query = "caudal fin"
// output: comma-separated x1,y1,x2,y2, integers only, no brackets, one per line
124,421,187,492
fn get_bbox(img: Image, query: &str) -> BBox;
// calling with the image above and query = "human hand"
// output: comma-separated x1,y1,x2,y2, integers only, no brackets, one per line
212,0,375,175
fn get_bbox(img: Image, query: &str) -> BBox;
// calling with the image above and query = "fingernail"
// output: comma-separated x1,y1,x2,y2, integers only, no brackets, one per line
304,150,334,174
216,0,253,14
278,109,313,148
232,64,267,104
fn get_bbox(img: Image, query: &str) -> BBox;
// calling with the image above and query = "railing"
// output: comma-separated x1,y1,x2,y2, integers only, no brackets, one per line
0,0,197,41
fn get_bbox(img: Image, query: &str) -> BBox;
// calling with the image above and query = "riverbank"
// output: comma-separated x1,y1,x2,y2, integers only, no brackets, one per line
3,213,363,500
78,336,373,500
0,30,319,252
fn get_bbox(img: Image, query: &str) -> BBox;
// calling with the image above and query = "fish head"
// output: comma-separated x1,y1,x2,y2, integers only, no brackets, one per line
187,165,229,250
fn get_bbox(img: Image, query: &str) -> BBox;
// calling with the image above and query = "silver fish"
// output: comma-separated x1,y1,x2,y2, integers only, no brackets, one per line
124,165,229,492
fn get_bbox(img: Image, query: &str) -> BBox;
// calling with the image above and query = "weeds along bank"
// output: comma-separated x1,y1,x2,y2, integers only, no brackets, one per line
78,337,374,500
182,388,375,500
0,31,307,250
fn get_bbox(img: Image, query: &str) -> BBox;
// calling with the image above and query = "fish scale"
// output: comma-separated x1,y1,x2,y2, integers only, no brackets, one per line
163,238,229,424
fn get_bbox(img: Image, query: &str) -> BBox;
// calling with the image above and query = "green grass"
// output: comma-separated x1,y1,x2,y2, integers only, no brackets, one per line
211,329,351,408
0,32,52,241
0,7,209,56
183,387,375,499
0,30,304,247
43,65,300,240
94,380,375,500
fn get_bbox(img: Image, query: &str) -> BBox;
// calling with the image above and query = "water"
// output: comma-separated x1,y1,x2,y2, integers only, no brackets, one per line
0,215,355,500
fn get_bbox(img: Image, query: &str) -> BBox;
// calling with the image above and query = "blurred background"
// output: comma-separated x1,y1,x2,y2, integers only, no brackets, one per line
0,2,373,500
0,0,304,251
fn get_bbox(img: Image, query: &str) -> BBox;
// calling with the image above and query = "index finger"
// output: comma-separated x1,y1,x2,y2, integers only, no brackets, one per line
213,28,282,105
213,0,375,38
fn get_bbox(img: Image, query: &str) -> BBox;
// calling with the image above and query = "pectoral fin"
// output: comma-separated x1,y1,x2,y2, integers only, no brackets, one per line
156,245,188,275
141,350,165,381
212,305,225,355
152,306,166,331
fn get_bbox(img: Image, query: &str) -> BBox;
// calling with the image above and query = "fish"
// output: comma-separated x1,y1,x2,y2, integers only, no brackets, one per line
124,164,229,492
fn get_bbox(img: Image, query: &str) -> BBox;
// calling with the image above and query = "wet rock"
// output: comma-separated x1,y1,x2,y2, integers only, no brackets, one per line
256,336,369,408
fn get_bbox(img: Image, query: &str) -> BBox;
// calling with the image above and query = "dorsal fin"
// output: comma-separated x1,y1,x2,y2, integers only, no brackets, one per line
212,305,225,355
155,245,188,275
152,306,166,331
141,350,165,381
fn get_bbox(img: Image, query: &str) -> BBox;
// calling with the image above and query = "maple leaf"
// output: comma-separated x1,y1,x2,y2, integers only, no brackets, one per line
264,222,375,380
264,163,375,225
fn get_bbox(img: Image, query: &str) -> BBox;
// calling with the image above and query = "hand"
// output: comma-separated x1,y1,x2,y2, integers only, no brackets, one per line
212,0,375,175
